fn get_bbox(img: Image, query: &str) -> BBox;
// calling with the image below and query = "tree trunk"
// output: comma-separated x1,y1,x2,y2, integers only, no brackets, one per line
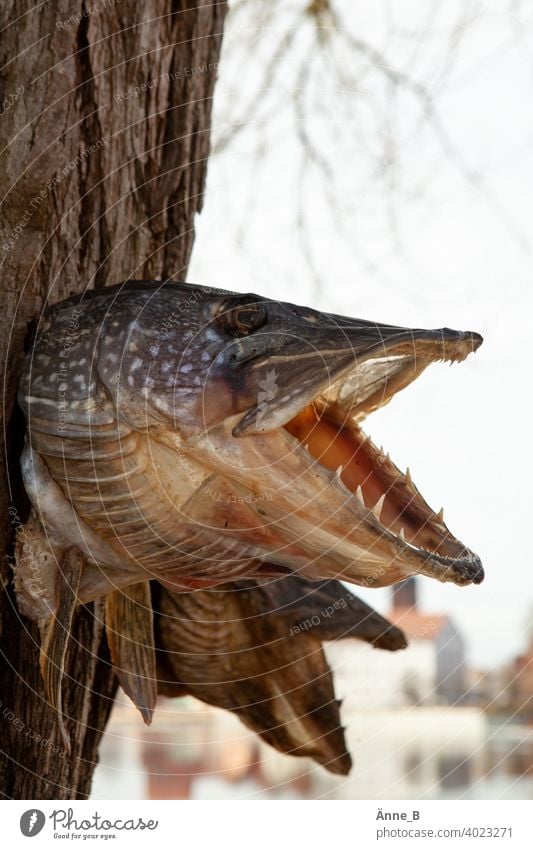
0,0,227,799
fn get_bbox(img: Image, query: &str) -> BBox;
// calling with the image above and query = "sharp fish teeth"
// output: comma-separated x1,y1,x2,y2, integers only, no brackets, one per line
335,465,343,478
354,485,365,506
372,493,386,520
405,467,412,486
399,526,405,540
437,507,444,522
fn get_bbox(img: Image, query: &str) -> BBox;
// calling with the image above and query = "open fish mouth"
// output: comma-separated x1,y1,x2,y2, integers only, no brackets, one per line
17,281,484,596
227,325,484,588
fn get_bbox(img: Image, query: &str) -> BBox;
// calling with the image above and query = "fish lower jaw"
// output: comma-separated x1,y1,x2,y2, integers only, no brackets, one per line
281,403,484,587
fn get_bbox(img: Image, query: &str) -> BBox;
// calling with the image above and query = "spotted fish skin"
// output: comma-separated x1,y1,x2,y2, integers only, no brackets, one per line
18,283,304,600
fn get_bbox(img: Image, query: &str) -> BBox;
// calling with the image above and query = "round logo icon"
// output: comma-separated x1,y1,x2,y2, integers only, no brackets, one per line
20,809,46,837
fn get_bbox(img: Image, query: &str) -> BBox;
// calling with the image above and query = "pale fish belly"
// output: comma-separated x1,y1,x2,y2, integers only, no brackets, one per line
27,417,272,585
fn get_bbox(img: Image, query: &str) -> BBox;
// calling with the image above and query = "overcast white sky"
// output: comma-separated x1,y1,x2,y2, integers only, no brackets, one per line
190,1,533,667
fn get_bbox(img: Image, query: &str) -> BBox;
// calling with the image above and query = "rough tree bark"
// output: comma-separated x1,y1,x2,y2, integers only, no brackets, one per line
0,0,227,799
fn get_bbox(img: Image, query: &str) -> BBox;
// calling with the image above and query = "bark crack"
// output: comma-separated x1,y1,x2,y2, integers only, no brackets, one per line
75,1,110,289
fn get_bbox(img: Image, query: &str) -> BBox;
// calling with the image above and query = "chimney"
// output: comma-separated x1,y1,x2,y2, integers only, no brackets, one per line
392,577,417,610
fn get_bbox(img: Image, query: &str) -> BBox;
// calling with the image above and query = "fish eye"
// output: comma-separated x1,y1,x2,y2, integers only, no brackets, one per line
217,299,268,337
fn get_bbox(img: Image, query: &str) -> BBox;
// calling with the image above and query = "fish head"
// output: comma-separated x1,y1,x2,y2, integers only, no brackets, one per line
20,281,485,592
149,284,485,590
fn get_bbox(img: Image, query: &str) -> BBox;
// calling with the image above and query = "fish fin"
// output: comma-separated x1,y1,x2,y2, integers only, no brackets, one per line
153,581,352,774
39,547,84,755
105,581,157,725
263,574,407,650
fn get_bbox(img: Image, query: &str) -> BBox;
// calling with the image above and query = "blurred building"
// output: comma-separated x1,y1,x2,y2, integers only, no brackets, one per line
312,706,487,799
388,578,467,705
313,579,488,796
92,689,489,800
329,578,467,709
92,692,313,800
493,637,533,718
92,581,520,800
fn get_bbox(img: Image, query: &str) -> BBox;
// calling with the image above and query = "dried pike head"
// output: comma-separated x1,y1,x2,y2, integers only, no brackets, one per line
18,281,483,613
14,281,482,765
